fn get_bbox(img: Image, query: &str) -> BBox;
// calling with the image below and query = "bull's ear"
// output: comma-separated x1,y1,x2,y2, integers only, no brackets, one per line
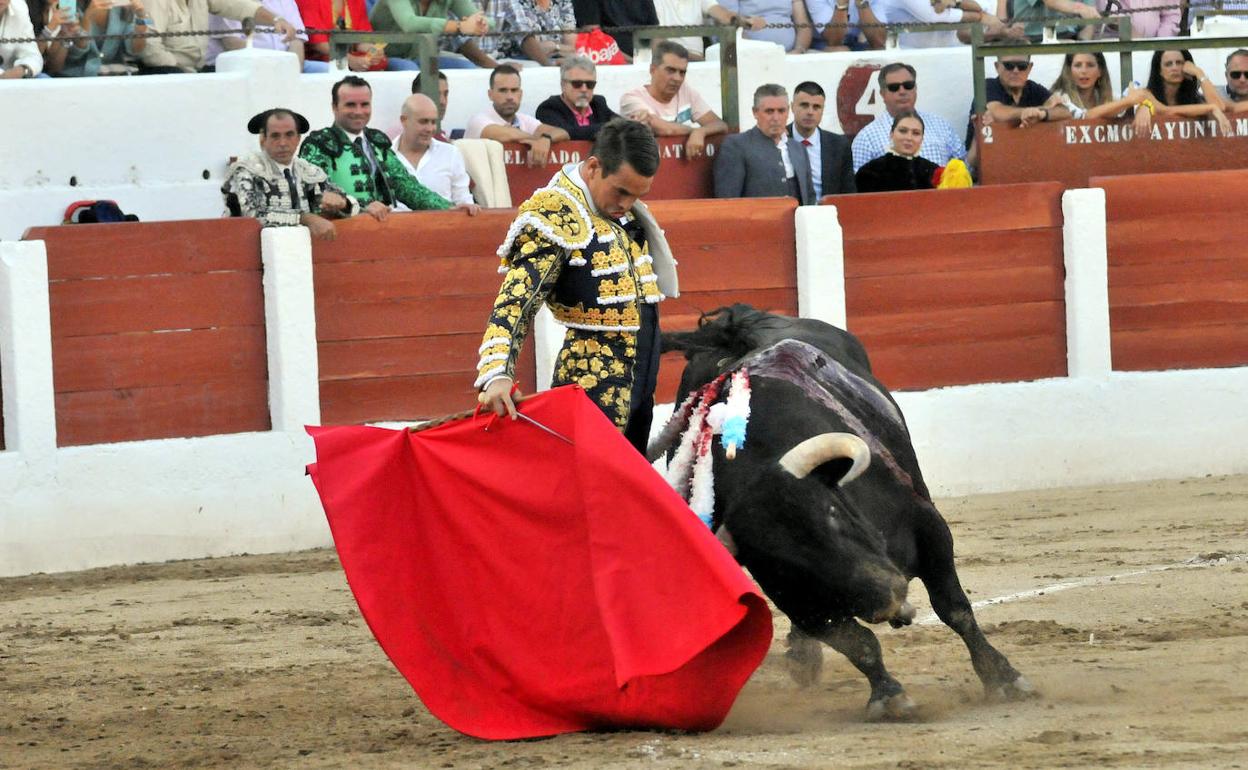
778,433,871,487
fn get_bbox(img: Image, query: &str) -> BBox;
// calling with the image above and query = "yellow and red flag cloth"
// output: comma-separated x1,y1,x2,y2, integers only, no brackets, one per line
306,385,772,740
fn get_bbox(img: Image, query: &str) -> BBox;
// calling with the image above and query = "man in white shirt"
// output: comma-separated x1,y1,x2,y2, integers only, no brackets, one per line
395,94,480,213
464,64,571,167
141,0,297,73
619,39,729,158
0,0,42,79
652,0,763,60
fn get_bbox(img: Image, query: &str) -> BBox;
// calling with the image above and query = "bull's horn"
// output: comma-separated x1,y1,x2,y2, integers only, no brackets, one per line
778,433,871,486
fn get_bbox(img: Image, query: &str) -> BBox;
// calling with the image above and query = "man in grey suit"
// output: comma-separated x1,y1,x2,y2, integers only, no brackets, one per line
713,84,815,205
790,80,856,198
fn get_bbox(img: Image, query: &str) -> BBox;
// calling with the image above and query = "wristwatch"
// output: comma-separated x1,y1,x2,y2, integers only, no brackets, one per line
835,2,849,9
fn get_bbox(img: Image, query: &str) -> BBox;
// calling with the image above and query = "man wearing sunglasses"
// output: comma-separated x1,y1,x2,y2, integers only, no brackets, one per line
979,55,1069,129
1219,49,1248,108
536,55,621,141
850,62,965,172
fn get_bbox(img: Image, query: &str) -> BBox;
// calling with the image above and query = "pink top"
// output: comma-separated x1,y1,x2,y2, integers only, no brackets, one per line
1099,0,1180,38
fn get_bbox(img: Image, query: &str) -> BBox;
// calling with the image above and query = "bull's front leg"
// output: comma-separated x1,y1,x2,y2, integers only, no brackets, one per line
923,569,1036,701
812,618,917,721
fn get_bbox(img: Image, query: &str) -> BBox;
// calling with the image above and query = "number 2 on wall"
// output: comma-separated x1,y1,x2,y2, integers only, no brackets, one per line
981,125,994,144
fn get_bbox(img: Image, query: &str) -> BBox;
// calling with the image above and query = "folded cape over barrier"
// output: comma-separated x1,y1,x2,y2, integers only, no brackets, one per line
306,385,773,740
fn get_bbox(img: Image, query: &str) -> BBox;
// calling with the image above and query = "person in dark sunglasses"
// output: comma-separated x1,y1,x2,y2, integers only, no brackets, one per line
850,62,965,172
1220,49,1248,108
536,54,621,141
980,55,1068,129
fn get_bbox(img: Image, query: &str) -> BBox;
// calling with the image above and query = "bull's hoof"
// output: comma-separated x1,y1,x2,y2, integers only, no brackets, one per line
865,692,918,722
784,645,823,688
988,675,1039,702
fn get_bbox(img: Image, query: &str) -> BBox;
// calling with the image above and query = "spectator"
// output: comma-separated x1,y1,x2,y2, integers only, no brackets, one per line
300,76,456,219
851,63,964,172
854,111,940,193
1218,49,1248,108
716,0,813,53
1044,52,1144,120
141,0,297,73
1096,0,1179,39
26,0,69,75
413,71,452,141
1,0,42,78
1010,0,1101,41
207,0,308,72
789,81,854,197
980,55,1067,128
222,108,358,240
1135,49,1233,136
714,84,814,204
535,55,620,141
874,0,1018,47
370,0,498,69
58,0,153,77
619,40,729,159
297,0,418,71
394,94,481,212
806,0,886,51
570,0,658,58
653,0,764,61
484,0,577,66
464,64,572,166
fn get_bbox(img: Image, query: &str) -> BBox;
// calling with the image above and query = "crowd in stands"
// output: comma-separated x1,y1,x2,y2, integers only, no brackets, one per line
6,0,1248,78
211,33,1248,242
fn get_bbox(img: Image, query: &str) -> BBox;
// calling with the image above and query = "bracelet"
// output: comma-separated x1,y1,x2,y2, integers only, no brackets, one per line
41,25,61,38
1140,99,1155,116
1040,107,1048,121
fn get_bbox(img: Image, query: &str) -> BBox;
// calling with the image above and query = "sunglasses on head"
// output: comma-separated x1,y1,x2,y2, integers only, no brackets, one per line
1230,70,1248,80
885,80,916,92
564,79,597,89
1000,61,1031,72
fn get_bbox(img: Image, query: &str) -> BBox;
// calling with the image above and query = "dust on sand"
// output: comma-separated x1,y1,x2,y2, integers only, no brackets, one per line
3,475,1247,769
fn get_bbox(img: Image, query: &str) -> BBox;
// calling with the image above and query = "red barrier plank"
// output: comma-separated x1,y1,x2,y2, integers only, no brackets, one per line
55,379,271,447
311,210,517,264
49,272,266,337
313,257,510,303
848,302,1066,349
318,334,485,381
53,327,268,393
867,335,1068,392
320,373,497,425
847,265,1064,316
842,229,1063,279
26,220,263,280
1108,258,1248,288
1112,325,1248,371
315,294,493,342
832,183,1064,237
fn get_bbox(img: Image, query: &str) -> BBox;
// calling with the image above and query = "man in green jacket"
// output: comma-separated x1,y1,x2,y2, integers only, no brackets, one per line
370,0,497,68
301,76,471,220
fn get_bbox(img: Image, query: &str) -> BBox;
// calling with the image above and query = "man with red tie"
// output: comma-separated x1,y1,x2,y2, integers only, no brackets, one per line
789,81,856,198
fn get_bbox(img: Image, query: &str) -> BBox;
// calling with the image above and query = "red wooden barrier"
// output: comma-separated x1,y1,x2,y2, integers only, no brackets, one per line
313,211,538,424
24,220,271,446
829,183,1068,391
1091,169,1248,372
646,197,800,403
501,135,726,206
978,116,1248,188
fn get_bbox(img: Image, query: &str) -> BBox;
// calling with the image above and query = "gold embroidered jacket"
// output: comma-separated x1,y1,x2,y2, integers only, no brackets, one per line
475,168,675,427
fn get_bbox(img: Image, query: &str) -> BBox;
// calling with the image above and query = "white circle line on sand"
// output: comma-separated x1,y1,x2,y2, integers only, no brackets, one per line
913,554,1246,627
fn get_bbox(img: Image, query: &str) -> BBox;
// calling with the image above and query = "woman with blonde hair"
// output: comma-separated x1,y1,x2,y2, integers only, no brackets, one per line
1045,52,1145,121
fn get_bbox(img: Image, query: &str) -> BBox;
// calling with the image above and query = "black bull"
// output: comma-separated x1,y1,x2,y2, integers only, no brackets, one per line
657,305,1035,719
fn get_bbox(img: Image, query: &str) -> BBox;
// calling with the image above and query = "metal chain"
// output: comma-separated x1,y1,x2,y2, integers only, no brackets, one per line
0,6,1230,47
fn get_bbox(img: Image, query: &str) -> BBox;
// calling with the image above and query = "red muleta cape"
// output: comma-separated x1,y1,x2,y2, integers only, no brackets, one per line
306,385,772,740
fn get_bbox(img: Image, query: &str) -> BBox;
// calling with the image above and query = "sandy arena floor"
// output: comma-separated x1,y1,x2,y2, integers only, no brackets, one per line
3,474,1247,769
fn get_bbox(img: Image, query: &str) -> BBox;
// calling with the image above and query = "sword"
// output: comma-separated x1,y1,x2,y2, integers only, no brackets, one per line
513,411,574,445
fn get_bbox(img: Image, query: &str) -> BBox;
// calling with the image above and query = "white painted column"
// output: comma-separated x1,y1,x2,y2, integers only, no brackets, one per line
795,204,847,328
260,227,322,431
533,307,565,391
0,241,57,460
1061,188,1113,378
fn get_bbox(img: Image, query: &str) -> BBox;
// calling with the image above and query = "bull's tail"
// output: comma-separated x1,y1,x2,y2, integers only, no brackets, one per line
661,304,792,360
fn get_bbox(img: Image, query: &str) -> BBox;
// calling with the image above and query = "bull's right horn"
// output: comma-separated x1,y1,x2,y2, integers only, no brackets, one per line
778,433,871,486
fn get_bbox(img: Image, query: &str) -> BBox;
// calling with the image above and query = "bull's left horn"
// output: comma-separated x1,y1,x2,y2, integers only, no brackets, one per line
778,433,871,486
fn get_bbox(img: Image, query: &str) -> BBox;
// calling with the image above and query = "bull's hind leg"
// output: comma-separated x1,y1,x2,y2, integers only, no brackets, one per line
918,520,1037,701
812,619,917,721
